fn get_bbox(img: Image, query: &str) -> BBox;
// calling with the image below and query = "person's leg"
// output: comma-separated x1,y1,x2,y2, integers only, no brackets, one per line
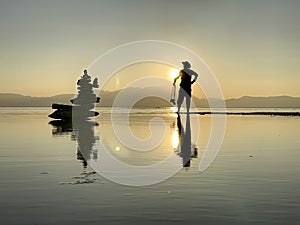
186,92,191,113
177,88,184,113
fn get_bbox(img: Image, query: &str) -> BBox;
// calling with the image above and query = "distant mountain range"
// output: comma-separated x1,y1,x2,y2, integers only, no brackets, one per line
1,90,300,108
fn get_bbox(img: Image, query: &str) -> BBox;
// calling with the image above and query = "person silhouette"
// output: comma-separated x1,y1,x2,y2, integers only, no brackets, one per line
173,61,198,113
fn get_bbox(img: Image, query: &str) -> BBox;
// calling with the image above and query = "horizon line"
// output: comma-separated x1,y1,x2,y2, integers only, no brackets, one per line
0,92,300,100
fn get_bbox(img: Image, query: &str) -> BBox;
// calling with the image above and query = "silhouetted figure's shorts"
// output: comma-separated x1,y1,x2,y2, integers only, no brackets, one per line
180,86,191,97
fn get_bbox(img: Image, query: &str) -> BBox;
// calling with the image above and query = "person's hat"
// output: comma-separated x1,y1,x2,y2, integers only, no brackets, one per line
182,61,191,68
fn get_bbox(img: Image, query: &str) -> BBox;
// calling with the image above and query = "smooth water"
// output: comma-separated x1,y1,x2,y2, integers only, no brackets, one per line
0,107,299,225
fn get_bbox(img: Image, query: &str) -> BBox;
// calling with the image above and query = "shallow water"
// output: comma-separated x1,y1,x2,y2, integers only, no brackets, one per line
0,107,299,225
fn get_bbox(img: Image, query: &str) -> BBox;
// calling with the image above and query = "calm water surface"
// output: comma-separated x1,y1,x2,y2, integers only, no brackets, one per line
0,107,299,225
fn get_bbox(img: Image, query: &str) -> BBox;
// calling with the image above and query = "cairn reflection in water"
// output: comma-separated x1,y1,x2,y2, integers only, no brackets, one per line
73,120,99,168
49,69,100,169
49,115,99,169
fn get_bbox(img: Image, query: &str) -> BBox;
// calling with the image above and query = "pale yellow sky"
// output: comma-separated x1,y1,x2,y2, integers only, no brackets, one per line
0,0,299,98
101,63,205,98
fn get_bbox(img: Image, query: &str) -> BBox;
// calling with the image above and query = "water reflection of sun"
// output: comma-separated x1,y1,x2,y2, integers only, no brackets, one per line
172,129,179,150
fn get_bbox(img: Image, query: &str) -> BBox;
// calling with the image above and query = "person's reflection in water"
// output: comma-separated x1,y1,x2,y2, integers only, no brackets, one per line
176,112,198,167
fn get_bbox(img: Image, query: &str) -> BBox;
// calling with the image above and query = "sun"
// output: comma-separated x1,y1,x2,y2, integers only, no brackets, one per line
170,68,179,79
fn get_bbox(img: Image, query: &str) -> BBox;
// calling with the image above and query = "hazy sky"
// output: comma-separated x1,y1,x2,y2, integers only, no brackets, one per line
0,0,299,98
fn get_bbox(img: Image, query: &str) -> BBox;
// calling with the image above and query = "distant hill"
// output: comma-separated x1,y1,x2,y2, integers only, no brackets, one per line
225,96,300,108
0,93,74,107
0,92,300,108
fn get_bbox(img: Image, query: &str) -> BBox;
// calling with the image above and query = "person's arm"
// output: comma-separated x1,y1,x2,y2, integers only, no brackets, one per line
173,71,181,85
191,71,198,84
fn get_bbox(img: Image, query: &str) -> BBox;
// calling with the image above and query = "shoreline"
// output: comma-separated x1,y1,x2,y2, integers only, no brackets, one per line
195,111,300,117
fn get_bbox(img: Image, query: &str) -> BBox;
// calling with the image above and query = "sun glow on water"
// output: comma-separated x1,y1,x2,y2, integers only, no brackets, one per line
172,129,179,150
